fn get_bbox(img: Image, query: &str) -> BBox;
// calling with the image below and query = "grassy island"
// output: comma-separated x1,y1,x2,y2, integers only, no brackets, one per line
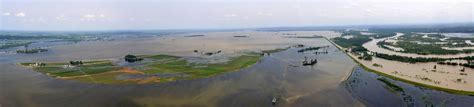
139,54,261,77
19,52,267,84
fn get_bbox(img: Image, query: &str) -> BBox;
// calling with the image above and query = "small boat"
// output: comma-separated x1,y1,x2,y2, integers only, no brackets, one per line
272,97,277,105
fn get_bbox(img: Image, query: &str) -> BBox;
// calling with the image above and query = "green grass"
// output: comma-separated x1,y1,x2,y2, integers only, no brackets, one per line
261,47,290,54
288,35,324,38
143,54,262,78
377,77,404,92
0,41,32,49
20,60,119,77
139,54,180,60
70,72,135,84
20,53,264,84
54,66,121,77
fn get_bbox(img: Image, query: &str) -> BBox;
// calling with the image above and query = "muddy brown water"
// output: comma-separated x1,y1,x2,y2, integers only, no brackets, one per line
0,31,473,107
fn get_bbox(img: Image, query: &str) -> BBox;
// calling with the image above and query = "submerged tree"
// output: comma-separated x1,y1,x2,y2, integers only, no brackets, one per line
125,54,143,63
69,61,83,65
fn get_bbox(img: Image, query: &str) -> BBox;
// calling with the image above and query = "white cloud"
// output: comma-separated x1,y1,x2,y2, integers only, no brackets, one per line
83,14,96,18
15,12,25,17
3,12,10,16
224,14,238,17
99,14,105,18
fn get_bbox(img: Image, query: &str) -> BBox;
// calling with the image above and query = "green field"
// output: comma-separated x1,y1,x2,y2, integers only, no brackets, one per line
20,60,120,77
377,77,404,92
20,53,264,84
142,54,262,78
0,41,32,49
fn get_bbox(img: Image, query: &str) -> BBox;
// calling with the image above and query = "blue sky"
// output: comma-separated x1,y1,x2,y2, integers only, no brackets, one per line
1,0,473,31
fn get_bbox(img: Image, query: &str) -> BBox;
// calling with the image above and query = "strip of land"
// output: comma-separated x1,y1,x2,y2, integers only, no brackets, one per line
18,49,288,84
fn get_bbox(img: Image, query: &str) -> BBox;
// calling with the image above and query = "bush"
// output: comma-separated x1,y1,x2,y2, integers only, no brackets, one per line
125,54,143,63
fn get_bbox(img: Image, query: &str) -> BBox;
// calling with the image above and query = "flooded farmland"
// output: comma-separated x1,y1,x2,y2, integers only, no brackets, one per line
1,31,473,107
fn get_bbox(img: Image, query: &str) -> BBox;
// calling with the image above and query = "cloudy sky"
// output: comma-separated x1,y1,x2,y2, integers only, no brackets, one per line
0,0,473,31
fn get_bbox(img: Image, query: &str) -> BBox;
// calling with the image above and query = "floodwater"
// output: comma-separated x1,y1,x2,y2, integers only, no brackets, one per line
1,31,473,107
347,67,474,107
360,32,474,91
362,33,474,58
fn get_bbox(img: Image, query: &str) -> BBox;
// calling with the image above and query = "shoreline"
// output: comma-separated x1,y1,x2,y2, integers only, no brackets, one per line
325,37,474,95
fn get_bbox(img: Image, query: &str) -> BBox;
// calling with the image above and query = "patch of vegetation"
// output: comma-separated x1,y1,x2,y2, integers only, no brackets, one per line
377,77,404,92
0,41,32,49
139,54,180,60
16,48,48,53
19,48,269,84
297,46,327,53
374,52,474,63
233,35,248,38
375,53,446,63
288,35,325,38
261,47,290,54
331,31,382,61
20,60,120,77
369,25,474,33
399,41,469,55
142,53,262,78
372,63,382,67
379,33,474,55
69,72,136,84
332,36,370,48
125,54,144,63
332,30,395,50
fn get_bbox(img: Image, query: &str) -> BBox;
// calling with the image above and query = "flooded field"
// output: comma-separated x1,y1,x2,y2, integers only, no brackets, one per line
357,32,474,91
1,31,473,107
362,33,474,58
